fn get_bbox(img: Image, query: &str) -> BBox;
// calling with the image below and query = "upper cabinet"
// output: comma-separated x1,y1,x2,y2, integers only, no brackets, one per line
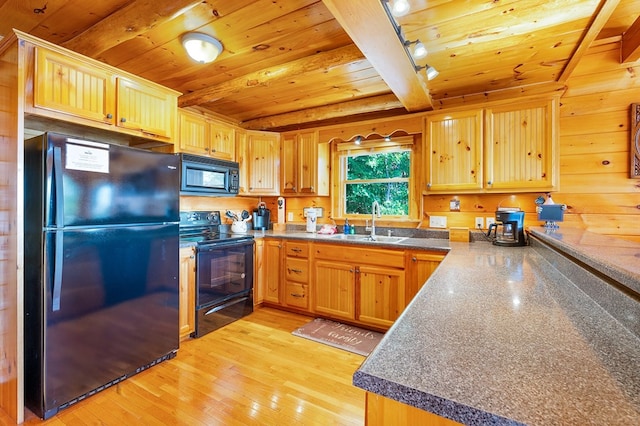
281,130,329,196
178,109,236,161
484,98,558,191
424,109,483,192
26,40,179,144
423,96,559,194
236,129,280,196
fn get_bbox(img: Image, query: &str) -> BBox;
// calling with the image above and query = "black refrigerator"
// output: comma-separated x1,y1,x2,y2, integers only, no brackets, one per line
23,132,180,419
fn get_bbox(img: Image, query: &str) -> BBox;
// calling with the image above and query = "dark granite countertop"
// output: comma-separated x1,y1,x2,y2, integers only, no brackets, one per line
352,230,640,425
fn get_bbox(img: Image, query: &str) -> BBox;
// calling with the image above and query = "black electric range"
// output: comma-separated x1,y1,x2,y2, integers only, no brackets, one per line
179,211,254,247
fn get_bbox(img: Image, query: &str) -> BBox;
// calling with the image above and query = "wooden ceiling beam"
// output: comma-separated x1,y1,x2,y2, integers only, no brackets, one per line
321,0,433,112
558,0,621,83
621,15,640,63
179,44,365,108
241,93,404,130
61,0,202,56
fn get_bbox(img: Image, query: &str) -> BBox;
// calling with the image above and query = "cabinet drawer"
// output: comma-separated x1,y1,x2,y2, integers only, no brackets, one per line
285,283,309,309
285,241,309,257
285,257,309,282
314,243,404,269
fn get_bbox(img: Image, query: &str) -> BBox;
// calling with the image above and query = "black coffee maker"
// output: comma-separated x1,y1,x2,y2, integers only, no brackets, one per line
487,210,526,246
253,202,271,230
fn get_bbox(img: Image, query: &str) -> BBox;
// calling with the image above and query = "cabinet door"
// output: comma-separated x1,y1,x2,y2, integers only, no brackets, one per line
425,110,483,192
314,260,355,320
358,265,405,329
179,247,196,339
117,77,176,139
281,134,298,194
210,122,236,161
406,251,444,303
485,98,558,191
297,131,318,194
245,131,280,195
264,240,282,304
178,110,209,155
254,239,265,306
34,47,116,124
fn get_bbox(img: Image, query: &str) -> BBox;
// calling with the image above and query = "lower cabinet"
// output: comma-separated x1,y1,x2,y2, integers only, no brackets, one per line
263,239,283,304
178,246,196,339
256,238,444,331
358,266,405,329
314,260,356,320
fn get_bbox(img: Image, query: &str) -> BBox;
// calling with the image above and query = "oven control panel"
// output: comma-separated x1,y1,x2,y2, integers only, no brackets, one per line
179,211,221,228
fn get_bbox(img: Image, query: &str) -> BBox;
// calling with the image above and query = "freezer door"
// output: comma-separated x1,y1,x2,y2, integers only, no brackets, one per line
28,132,180,227
23,224,179,418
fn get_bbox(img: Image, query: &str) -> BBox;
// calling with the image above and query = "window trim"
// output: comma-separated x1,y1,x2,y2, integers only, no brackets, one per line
332,136,420,221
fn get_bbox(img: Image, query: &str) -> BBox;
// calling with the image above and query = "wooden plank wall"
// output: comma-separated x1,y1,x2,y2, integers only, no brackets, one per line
557,39,640,242
0,37,22,422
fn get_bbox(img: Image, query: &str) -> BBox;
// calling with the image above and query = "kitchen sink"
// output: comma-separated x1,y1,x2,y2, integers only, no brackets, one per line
323,234,408,244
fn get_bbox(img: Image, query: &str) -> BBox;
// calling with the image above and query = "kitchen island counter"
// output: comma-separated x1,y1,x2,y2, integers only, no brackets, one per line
352,228,640,425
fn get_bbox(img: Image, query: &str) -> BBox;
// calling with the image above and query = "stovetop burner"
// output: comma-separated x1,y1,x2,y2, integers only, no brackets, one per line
180,210,253,246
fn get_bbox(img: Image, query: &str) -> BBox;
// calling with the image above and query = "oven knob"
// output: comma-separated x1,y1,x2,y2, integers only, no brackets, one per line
240,273,245,279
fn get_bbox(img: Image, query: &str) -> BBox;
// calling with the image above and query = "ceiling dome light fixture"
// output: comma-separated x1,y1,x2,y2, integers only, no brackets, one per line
390,0,410,17
182,32,223,64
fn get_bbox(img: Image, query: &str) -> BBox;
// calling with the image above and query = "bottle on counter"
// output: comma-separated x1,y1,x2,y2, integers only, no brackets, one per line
350,225,356,234
344,219,350,235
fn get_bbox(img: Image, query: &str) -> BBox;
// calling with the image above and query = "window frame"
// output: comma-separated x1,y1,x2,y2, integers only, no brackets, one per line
332,135,420,221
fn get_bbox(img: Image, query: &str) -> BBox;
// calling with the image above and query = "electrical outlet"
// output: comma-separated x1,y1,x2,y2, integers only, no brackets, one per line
486,217,496,227
287,212,294,221
475,217,484,229
429,216,447,228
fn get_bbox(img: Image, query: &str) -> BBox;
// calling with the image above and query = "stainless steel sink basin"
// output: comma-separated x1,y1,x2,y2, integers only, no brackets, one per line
323,234,407,244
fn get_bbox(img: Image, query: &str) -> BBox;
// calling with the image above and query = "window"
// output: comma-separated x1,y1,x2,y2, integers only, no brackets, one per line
334,136,418,220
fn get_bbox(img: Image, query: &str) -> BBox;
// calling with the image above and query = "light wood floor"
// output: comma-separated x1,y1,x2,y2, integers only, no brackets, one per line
3,308,366,425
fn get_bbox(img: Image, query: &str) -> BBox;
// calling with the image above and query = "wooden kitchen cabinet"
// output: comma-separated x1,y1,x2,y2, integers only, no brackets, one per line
283,241,311,310
236,129,280,195
178,109,236,160
314,260,356,320
358,265,405,329
30,45,178,142
263,239,283,304
253,239,265,306
484,97,559,192
281,130,329,196
406,251,445,303
424,109,483,192
179,246,196,339
313,243,406,327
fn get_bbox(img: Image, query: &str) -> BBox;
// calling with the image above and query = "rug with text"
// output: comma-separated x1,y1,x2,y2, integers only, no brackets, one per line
292,317,384,356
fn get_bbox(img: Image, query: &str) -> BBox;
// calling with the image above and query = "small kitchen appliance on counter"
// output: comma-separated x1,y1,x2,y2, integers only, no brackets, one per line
253,202,271,230
487,209,526,246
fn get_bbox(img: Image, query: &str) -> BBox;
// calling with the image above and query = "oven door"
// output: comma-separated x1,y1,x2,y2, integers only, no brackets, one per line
194,238,254,337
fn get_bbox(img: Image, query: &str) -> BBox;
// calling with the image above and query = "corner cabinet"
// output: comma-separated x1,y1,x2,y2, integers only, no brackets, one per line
178,109,236,161
281,130,330,196
423,96,559,194
236,129,280,196
29,44,178,143
484,98,558,191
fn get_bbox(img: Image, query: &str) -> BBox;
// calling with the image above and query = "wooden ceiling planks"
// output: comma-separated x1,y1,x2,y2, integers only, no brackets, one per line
1,0,639,131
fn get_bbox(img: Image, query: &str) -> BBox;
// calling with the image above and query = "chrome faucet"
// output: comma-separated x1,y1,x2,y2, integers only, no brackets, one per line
370,200,381,240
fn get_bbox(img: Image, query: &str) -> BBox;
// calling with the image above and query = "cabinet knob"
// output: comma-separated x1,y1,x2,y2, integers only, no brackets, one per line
292,186,297,191
487,181,492,185
310,186,314,191
120,117,127,123
412,257,417,262
426,183,431,188
205,147,209,152
106,113,113,119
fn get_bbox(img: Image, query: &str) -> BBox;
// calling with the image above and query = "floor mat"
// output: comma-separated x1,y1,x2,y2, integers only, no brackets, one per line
292,318,384,356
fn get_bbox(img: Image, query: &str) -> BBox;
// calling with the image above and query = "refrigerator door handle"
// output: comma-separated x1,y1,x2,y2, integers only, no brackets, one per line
52,231,64,311
53,146,64,228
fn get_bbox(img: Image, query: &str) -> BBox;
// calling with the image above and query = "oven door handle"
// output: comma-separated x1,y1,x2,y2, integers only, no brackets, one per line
197,238,254,252
204,296,250,316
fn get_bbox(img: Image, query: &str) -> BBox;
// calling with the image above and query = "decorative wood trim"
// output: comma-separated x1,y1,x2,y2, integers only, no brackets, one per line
631,103,640,178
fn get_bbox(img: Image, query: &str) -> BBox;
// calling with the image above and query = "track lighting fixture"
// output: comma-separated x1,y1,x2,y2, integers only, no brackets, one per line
389,0,410,17
404,39,427,59
415,64,440,81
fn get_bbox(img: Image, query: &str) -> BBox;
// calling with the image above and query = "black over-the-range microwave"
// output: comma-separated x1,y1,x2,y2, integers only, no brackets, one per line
179,153,240,196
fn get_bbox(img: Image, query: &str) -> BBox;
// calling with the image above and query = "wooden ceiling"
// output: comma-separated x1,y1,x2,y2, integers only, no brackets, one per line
1,0,639,132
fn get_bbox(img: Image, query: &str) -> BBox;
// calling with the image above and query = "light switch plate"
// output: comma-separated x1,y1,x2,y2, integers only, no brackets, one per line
429,216,447,228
